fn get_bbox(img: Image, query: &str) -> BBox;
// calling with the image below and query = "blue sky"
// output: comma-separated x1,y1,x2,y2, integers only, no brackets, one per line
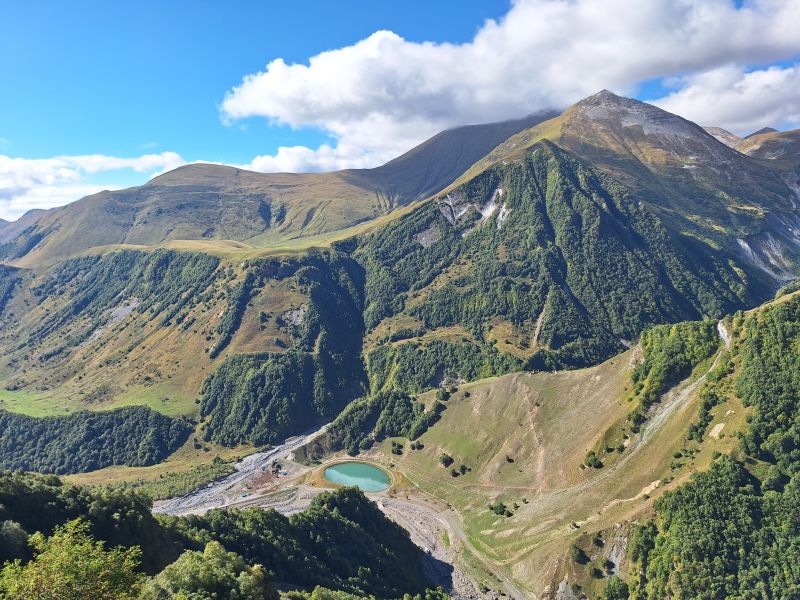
1,0,799,220
0,0,509,165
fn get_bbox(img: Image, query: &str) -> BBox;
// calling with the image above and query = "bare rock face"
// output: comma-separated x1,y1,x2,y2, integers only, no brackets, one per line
553,577,586,600
436,187,509,238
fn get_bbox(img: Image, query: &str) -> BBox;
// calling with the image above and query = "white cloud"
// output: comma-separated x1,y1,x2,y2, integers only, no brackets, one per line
0,152,185,221
650,63,800,135
243,143,385,173
222,0,800,172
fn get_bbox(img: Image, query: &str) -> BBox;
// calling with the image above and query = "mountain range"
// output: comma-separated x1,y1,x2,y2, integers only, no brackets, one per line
1,90,800,599
0,112,555,267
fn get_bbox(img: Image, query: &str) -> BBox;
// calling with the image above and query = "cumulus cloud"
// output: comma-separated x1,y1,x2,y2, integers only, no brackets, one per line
222,0,800,172
0,152,185,221
651,63,800,135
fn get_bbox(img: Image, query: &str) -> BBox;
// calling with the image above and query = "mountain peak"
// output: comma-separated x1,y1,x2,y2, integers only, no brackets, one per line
745,126,778,139
569,89,702,139
575,89,628,107
704,127,743,148
589,88,620,98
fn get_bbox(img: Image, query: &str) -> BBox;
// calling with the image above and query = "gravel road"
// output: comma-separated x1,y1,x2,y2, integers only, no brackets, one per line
153,424,328,515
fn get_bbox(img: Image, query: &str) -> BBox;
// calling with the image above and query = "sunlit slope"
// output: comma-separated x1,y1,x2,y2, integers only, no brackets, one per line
1,113,554,267
0,249,305,419
364,291,799,597
736,127,800,185
354,139,777,372
366,319,745,596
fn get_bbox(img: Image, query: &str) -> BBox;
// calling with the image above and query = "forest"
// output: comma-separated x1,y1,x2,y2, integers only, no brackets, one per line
199,253,368,446
628,295,800,598
0,406,191,474
353,144,767,371
0,471,446,599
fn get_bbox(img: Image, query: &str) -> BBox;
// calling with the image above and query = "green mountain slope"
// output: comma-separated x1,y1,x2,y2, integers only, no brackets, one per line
628,290,800,599
1,113,554,267
0,473,442,598
355,139,775,373
1,92,798,470
346,290,800,597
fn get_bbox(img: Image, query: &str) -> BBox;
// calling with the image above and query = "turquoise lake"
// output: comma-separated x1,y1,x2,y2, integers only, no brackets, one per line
323,462,390,492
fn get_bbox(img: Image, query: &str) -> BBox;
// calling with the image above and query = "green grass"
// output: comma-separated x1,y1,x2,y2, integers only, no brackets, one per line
0,387,58,417
105,383,198,418
0,381,197,419
365,347,739,595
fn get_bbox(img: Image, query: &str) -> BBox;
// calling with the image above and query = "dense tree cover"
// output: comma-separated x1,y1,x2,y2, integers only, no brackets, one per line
0,519,143,600
630,319,720,408
0,471,180,572
629,296,800,599
627,319,721,434
200,253,367,446
209,271,256,358
0,406,191,474
0,266,19,315
604,575,630,600
734,298,800,476
366,340,521,395
321,390,444,455
0,225,47,261
165,488,434,598
355,143,766,371
140,541,274,600
0,473,442,598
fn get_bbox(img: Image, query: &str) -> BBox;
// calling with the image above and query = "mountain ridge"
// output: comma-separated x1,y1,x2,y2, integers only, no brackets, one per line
0,112,555,267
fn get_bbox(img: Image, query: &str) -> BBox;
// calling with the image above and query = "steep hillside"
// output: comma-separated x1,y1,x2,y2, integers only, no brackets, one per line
460,92,800,282
1,113,553,267
627,290,800,599
341,315,728,597
354,139,776,373
703,126,742,148
0,247,368,449
0,209,46,244
347,291,800,598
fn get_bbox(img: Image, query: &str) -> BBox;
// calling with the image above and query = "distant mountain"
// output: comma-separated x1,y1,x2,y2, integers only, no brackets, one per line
745,126,778,138
703,126,742,148
0,209,46,244
736,128,800,180
0,112,554,267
